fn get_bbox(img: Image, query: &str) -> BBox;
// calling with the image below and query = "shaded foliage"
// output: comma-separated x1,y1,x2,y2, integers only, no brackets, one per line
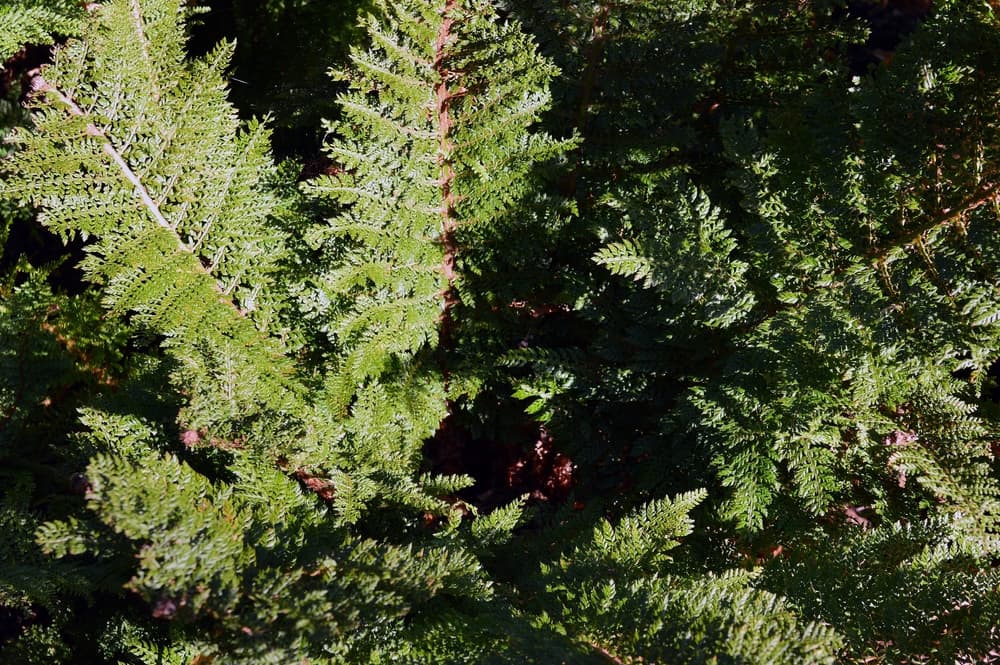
1,1,999,663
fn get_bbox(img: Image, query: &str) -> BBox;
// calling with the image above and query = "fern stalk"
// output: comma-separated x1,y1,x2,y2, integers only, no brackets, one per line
434,0,459,380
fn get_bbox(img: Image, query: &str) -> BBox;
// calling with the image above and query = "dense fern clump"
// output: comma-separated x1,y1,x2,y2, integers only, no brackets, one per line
1,0,999,662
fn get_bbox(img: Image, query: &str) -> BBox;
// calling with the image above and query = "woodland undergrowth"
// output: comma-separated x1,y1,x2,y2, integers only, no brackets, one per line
1,1,999,663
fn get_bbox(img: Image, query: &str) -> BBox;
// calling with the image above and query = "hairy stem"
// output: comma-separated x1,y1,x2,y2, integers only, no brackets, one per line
435,0,459,372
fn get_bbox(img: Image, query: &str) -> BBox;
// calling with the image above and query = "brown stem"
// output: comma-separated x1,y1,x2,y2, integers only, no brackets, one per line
427,0,471,462
587,641,626,665
867,181,1000,266
434,0,459,373
732,182,1000,336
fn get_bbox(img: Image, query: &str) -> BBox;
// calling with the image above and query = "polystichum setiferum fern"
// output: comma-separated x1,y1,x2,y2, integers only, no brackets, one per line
2,1,999,663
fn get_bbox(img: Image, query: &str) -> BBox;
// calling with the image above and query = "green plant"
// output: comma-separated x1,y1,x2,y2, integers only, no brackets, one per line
1,0,999,662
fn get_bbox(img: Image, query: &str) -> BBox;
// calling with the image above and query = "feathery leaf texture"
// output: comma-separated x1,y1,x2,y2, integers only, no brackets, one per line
2,0,1000,662
307,0,570,401
1,0,302,431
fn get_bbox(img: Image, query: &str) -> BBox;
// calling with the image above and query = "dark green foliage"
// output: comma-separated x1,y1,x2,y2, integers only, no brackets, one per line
529,490,842,663
1,0,999,662
194,0,372,156
0,268,137,664
762,518,1000,662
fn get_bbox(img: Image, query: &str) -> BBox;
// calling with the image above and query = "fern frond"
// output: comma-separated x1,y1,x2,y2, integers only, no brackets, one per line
1,0,303,432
